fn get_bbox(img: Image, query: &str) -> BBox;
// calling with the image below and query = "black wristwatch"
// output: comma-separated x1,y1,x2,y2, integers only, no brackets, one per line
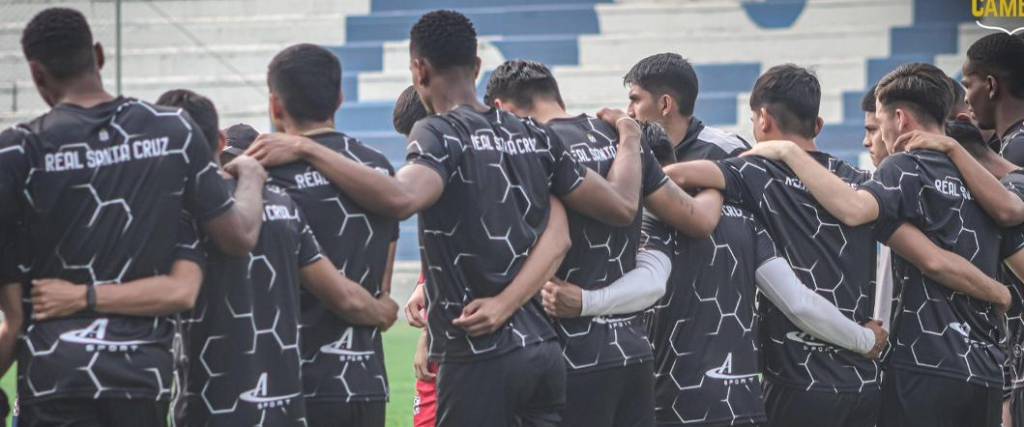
85,285,97,312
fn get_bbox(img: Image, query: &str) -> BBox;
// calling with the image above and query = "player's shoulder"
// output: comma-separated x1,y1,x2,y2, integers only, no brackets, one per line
0,124,31,151
335,132,394,171
695,125,749,157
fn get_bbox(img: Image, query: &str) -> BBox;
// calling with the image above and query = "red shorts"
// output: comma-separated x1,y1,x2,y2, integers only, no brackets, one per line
413,362,440,427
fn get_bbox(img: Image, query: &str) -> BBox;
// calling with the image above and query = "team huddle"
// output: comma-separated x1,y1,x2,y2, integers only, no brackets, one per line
1,5,1024,427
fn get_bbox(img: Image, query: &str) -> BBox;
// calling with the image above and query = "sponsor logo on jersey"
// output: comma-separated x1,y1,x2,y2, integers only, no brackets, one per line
239,372,300,409
59,318,154,352
785,331,838,353
320,327,375,361
705,353,759,385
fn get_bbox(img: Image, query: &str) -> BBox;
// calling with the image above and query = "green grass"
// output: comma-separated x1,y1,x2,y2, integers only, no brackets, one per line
0,324,422,426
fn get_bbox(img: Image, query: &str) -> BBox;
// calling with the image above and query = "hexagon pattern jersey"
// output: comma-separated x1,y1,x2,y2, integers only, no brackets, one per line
716,152,879,393
266,130,399,403
0,98,233,404
545,115,668,373
406,106,585,362
1001,170,1024,393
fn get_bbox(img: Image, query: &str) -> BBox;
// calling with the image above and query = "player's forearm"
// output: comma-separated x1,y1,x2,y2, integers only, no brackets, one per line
755,258,875,354
497,198,571,310
778,146,877,226
663,160,726,190
93,261,202,316
581,250,670,317
645,186,723,239
601,122,643,223
228,169,266,253
948,145,1024,227
300,140,418,219
301,259,392,327
0,284,22,378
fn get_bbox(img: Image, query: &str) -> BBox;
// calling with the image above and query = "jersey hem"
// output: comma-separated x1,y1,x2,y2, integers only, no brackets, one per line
566,354,655,374
762,372,880,393
17,388,168,405
887,362,1003,390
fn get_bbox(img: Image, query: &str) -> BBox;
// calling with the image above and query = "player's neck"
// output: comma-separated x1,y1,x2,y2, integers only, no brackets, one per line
54,73,114,109
284,119,335,136
427,77,486,114
995,99,1024,138
775,133,817,152
528,102,571,124
665,115,691,148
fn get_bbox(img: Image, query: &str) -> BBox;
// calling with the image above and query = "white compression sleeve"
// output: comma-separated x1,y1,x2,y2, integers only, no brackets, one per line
580,250,671,317
873,245,894,331
755,257,875,354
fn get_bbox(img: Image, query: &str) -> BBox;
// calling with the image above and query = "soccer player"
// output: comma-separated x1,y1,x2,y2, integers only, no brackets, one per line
155,91,398,426
740,63,1009,427
862,85,890,167
962,33,1024,166
624,52,750,162
0,8,266,426
663,64,1012,427
484,59,722,427
246,10,652,425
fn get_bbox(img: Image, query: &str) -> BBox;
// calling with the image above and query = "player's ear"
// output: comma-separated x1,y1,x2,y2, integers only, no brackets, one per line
758,107,771,134
659,94,674,118
473,56,482,80
217,130,227,154
986,74,998,100
814,116,824,138
336,89,344,111
94,42,105,71
411,58,430,88
894,108,909,133
28,61,56,107
269,92,285,122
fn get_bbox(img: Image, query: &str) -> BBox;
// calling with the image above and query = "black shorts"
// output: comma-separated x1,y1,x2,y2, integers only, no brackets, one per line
437,341,566,427
563,362,654,427
763,380,879,427
306,400,385,427
18,398,168,427
879,367,1000,427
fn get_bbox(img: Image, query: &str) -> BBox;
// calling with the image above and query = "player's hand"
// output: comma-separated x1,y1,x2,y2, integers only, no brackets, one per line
30,279,88,321
413,333,435,382
897,130,957,154
541,279,584,318
741,140,798,161
246,133,311,167
375,293,399,331
405,283,428,328
994,286,1011,315
862,320,889,360
452,296,516,337
222,154,268,183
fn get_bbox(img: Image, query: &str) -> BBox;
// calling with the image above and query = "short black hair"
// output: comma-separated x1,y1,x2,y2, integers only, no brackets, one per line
156,89,219,152
861,84,877,113
21,8,96,81
623,53,699,116
948,76,967,119
267,43,342,123
221,123,260,164
966,33,1024,99
946,119,991,159
749,64,821,139
875,63,953,126
484,60,564,110
410,10,477,71
393,85,428,136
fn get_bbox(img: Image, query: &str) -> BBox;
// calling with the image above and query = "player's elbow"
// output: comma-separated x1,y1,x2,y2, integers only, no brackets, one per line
213,233,258,257
170,281,202,313
992,206,1024,228
607,201,638,227
382,193,418,221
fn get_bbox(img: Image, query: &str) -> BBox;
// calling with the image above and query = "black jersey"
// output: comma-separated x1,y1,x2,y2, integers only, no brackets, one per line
1000,170,1024,392
643,204,777,426
861,150,1005,388
175,184,320,426
1000,119,1024,167
407,106,586,362
717,152,878,393
0,98,234,403
266,131,398,403
545,115,668,373
674,118,750,162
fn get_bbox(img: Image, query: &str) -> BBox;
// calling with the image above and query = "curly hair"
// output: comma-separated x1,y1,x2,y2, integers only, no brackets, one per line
21,7,96,80
409,10,477,71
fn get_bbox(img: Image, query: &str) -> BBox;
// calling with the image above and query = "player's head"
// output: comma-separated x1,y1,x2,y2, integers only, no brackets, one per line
267,43,343,132
156,89,222,155
948,77,969,120
220,123,260,164
409,10,480,114
623,53,698,126
748,64,822,143
393,85,428,137
874,63,953,152
21,7,104,106
861,84,888,166
946,119,995,161
963,33,1024,130
485,60,565,117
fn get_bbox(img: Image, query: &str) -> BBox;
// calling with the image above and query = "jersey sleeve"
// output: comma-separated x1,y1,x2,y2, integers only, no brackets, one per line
0,127,30,226
173,211,207,268
1004,226,1024,260
857,154,923,242
406,118,459,184
640,209,674,256
537,123,586,196
296,220,323,268
716,156,767,212
639,124,670,197
1002,136,1024,167
753,219,781,267
182,114,235,222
